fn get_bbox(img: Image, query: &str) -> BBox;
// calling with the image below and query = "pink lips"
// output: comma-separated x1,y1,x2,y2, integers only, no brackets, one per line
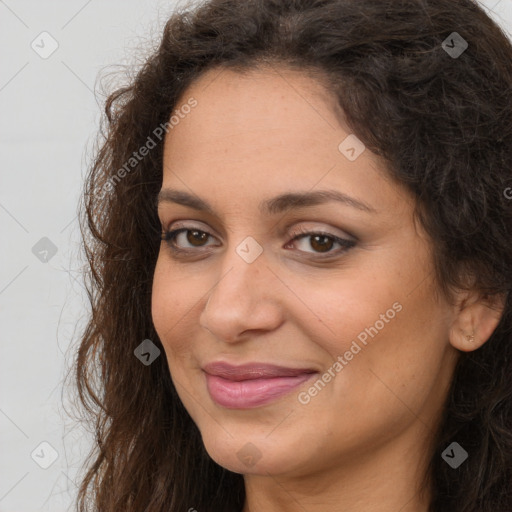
203,362,318,409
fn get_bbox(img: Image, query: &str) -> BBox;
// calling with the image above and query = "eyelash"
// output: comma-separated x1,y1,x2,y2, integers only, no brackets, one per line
160,225,356,258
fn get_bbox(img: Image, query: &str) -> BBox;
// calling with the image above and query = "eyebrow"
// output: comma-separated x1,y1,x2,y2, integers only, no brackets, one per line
156,188,377,215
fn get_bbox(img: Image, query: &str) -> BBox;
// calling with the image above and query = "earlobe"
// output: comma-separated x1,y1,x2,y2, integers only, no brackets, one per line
448,291,506,353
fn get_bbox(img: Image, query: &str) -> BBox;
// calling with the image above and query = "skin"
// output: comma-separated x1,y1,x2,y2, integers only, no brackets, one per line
151,64,504,512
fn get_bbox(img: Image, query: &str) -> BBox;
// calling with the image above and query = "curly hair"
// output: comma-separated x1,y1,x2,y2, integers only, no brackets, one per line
73,0,512,510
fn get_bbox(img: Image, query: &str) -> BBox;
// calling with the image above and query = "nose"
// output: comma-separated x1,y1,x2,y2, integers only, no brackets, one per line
199,244,284,343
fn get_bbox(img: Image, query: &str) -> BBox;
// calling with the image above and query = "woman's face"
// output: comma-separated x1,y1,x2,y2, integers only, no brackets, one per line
152,65,460,478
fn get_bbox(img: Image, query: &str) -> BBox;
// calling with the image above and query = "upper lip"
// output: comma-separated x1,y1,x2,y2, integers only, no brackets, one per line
202,362,318,381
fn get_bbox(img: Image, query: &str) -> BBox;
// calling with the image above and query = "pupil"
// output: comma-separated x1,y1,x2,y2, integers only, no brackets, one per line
311,235,333,253
187,230,208,246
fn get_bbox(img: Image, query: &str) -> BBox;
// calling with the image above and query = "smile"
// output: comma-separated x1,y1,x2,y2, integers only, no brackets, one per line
202,362,318,409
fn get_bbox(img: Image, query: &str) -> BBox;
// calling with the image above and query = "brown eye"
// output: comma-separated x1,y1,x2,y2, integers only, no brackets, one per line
161,228,217,250
186,230,209,246
161,226,356,259
308,234,334,253
287,230,356,256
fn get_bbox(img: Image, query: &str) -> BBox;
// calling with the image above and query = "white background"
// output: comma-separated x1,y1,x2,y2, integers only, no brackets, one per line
1,1,511,510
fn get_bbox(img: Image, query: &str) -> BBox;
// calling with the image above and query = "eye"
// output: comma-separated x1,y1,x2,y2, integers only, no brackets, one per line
160,225,356,257
285,227,356,256
161,227,218,251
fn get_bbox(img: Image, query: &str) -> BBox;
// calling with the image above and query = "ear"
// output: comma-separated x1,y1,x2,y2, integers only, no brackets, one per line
449,291,507,352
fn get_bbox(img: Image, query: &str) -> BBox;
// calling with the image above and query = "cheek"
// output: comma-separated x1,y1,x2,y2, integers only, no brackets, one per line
151,258,172,337
287,268,402,355
289,255,447,399
151,257,192,354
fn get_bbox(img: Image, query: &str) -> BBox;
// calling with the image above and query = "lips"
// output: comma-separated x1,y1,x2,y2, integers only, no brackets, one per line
202,361,318,409
202,361,318,380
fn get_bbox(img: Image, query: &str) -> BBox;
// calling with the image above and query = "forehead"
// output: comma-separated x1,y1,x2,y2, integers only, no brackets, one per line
165,65,344,153
161,65,413,221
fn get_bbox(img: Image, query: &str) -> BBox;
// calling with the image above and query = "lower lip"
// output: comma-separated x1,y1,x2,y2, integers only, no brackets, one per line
204,372,317,409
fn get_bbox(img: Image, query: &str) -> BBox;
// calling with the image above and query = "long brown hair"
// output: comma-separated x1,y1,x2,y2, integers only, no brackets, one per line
72,0,512,510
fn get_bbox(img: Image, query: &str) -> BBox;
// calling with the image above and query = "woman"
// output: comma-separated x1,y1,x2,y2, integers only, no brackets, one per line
74,0,512,510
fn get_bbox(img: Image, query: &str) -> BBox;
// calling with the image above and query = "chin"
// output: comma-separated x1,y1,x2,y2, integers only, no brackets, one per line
200,430,305,476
